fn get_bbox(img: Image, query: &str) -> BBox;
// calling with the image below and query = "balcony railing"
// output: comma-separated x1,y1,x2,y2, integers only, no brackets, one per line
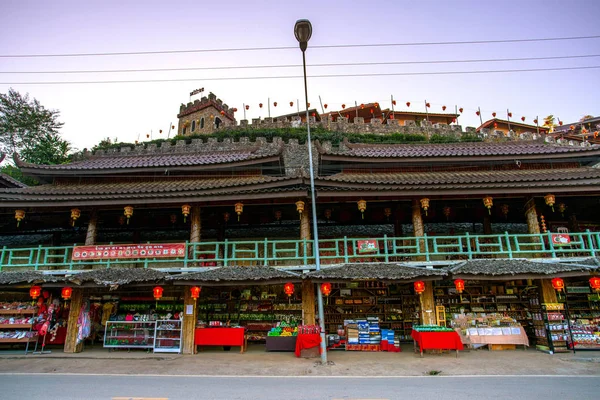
1,231,598,271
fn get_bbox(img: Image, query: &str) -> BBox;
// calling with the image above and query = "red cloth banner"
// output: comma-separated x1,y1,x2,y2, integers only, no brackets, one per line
295,333,322,357
72,243,185,260
411,330,464,352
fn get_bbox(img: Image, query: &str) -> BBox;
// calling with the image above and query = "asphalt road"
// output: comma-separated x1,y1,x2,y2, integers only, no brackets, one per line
1,374,598,400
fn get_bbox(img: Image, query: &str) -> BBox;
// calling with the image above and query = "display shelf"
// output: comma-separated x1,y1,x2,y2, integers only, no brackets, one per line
154,320,182,353
104,321,156,350
0,309,37,315
0,307,37,354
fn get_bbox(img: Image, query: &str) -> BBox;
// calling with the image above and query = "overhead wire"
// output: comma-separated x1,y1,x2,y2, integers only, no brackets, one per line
2,54,599,75
2,65,599,85
0,35,598,58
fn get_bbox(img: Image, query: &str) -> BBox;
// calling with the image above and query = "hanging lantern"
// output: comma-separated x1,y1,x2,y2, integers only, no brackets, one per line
290,101,294,107
70,208,81,226
508,112,512,118
357,199,367,219
321,282,332,296
235,202,243,221
406,102,411,107
483,196,493,214
220,110,225,116
544,194,556,212
273,102,277,107
559,120,563,126
223,212,230,223
170,214,177,224
454,279,465,294
589,277,600,292
341,104,346,109
182,204,191,222
245,105,249,110
521,116,526,122
153,286,164,300
443,206,451,220
476,111,480,116
284,282,295,297
442,105,446,111
118,215,126,226
392,100,397,106
492,112,497,117
370,108,374,114
324,104,328,109
414,281,425,295
233,108,237,112
551,278,565,292
494,122,498,129
384,207,392,219
425,102,430,108
420,198,430,216
61,287,73,300
540,214,547,233
190,286,202,300
124,206,134,224
452,118,456,123
534,118,538,124
501,204,509,219
360,104,365,109
295,200,305,219
274,210,282,221
459,107,464,113
311,112,316,117
374,102,379,108
259,103,263,108
558,203,567,216
29,285,42,300
15,209,25,227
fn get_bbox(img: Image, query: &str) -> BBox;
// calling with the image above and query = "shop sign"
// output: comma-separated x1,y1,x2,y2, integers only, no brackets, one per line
72,243,185,260
551,234,571,246
357,240,379,253
566,286,591,294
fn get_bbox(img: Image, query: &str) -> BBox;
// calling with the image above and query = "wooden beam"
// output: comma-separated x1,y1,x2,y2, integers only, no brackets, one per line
420,283,436,325
302,279,316,325
64,288,84,353
539,279,558,303
181,287,196,355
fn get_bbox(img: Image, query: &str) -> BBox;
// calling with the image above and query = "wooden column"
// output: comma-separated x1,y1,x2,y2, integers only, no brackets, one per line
85,209,98,245
299,208,311,258
182,287,197,355
483,216,492,235
302,279,316,325
190,206,201,243
539,279,558,303
412,199,426,261
419,283,436,325
64,288,84,353
393,207,403,237
524,198,540,234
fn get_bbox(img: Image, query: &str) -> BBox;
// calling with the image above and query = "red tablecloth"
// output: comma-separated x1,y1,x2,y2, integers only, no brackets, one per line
295,333,322,357
411,330,464,352
194,328,245,352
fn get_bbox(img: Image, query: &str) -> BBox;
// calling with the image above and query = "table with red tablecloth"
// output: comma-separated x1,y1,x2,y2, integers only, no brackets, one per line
194,327,246,354
295,333,322,358
411,329,464,358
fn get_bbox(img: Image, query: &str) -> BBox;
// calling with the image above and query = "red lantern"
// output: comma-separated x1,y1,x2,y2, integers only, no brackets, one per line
311,112,316,117
284,282,295,297
259,103,263,108
414,281,425,295
273,102,277,107
370,108,374,114
476,111,480,116
392,100,396,105
521,116,525,122
459,107,463,113
321,282,332,296
452,118,456,123
425,102,430,108
454,279,465,294
551,278,565,292
341,104,346,109
61,287,73,300
324,104,328,109
29,286,42,299
534,118,538,124
360,104,364,109
190,286,201,300
220,110,225,116
442,105,446,111
406,102,411,107
290,101,294,107
492,112,496,117
245,105,249,110
508,112,512,118
590,277,600,292
153,286,164,299
494,122,498,129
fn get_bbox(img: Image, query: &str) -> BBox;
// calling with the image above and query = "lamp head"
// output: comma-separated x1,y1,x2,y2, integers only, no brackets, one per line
294,19,312,52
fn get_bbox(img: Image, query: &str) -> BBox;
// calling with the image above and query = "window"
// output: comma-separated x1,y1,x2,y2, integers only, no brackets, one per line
183,127,187,135
191,120,196,132
200,117,205,129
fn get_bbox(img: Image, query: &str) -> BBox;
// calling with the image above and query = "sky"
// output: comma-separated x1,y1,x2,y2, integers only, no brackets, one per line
1,0,599,152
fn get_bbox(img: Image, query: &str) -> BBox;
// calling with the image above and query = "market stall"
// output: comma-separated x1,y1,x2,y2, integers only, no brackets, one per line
452,314,529,350
411,325,464,357
194,326,246,353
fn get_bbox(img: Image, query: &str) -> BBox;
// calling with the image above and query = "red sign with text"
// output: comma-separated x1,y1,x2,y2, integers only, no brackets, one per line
551,234,571,246
72,243,185,260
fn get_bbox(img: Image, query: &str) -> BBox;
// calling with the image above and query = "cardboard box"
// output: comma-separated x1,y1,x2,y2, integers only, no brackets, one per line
489,344,516,351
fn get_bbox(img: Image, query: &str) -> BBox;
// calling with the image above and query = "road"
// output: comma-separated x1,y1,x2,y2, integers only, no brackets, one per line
1,374,598,400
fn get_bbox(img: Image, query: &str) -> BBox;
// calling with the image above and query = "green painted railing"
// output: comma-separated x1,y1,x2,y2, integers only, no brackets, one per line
0,231,598,271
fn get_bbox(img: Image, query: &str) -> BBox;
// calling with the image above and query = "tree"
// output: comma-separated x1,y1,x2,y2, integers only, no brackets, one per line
0,88,70,164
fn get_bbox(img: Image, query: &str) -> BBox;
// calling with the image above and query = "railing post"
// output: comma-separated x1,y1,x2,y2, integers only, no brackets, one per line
0,246,6,271
264,238,269,265
465,232,473,259
34,245,42,270
585,229,596,257
343,236,349,263
547,231,557,258
424,233,430,262
504,232,513,259
224,239,229,266
183,241,189,268
383,234,389,263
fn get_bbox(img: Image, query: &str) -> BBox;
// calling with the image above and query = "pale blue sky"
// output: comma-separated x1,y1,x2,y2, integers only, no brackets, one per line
0,0,599,150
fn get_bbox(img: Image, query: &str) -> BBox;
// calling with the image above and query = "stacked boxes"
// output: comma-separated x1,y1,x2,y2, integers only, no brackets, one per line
367,316,381,345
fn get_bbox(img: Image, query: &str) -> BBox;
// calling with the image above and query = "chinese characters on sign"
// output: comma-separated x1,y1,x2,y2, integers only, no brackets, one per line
72,243,185,260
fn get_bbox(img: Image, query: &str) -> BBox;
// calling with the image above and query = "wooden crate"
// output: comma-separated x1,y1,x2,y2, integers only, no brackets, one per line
489,344,516,351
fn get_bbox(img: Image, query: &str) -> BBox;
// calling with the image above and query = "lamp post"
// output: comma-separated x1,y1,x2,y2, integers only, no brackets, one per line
294,18,328,364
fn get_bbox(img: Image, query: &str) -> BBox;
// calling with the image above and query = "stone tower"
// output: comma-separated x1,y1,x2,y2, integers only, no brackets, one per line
176,92,236,136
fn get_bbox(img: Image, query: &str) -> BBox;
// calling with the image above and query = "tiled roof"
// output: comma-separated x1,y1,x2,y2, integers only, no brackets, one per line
68,268,167,286
0,271,65,285
0,173,27,188
168,266,301,283
305,263,448,281
0,176,304,203
317,167,600,190
477,118,548,132
321,140,599,159
16,148,281,171
450,259,592,277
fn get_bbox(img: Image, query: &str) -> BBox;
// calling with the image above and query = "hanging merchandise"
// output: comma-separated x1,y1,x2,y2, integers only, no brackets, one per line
77,299,91,345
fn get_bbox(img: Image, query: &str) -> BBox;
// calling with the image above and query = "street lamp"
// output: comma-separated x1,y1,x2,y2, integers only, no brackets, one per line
294,18,328,364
